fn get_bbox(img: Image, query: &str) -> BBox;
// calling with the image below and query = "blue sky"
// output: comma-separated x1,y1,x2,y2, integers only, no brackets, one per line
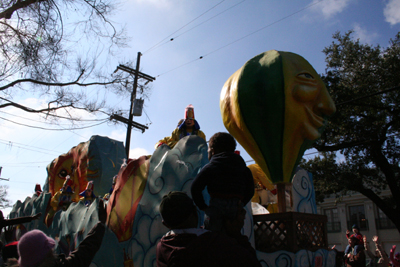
1,0,399,216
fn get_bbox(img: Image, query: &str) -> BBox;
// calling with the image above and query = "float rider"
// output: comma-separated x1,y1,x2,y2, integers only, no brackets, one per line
79,181,96,206
155,104,206,149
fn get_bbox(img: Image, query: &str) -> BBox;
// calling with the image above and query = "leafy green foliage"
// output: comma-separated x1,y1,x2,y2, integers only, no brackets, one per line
301,31,400,232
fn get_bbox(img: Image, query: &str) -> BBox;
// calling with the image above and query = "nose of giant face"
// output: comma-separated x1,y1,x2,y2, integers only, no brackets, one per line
315,85,336,117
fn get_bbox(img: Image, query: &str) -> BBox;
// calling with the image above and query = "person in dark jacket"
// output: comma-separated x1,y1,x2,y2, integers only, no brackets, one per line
7,199,107,267
344,236,366,267
156,191,261,267
190,132,254,233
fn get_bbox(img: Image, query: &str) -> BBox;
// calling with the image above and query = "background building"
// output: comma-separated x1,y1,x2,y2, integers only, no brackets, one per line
317,190,400,254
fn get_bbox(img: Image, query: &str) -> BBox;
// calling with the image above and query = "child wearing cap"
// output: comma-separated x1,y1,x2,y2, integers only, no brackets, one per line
155,104,206,149
346,224,363,246
344,235,366,267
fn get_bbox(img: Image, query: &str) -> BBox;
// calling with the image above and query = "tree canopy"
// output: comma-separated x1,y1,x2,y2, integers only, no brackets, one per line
301,31,400,232
0,0,149,121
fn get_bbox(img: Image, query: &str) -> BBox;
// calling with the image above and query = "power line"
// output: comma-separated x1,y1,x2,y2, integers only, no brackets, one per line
0,116,108,131
143,108,152,126
0,109,108,122
0,110,107,126
3,165,46,168
202,0,323,58
0,140,61,156
156,58,201,77
145,0,245,54
336,85,400,106
144,0,226,54
174,1,245,40
0,138,64,154
155,0,323,77
2,160,51,165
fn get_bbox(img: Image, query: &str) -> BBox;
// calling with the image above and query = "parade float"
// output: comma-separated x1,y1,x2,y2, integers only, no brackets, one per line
5,50,337,267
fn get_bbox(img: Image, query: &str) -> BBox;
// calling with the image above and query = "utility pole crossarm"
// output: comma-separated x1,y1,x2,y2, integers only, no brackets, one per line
115,64,156,82
110,114,148,133
113,52,154,158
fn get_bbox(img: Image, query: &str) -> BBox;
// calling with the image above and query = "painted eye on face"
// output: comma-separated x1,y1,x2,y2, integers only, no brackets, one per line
58,169,68,178
297,72,314,79
293,75,319,103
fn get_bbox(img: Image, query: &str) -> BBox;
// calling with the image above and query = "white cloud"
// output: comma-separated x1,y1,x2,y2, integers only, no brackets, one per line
0,98,46,139
352,24,378,44
311,0,352,19
384,0,400,25
129,147,150,159
109,130,126,142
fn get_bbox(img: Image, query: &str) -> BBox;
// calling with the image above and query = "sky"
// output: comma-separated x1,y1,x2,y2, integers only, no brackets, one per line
0,0,399,216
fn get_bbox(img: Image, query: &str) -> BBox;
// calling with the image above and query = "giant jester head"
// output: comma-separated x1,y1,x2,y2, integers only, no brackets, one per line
220,50,336,184
46,142,90,201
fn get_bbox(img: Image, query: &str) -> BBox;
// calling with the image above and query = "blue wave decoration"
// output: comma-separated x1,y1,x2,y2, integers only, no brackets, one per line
292,168,317,214
258,249,336,267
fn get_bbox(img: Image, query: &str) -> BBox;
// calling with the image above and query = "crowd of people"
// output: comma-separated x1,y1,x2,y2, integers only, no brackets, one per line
340,224,399,267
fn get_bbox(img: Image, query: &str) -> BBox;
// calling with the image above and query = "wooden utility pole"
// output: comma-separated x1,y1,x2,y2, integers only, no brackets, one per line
111,52,155,158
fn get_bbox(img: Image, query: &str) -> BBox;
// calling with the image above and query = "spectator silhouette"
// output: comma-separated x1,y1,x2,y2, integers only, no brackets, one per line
156,191,261,267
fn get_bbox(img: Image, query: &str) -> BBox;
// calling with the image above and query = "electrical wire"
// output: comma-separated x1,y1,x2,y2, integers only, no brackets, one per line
143,108,152,126
0,116,108,131
0,138,64,154
2,160,52,165
202,0,323,58
155,0,323,77
156,57,201,77
173,0,245,40
3,165,46,168
144,0,226,54
145,0,245,54
0,140,61,156
0,110,107,126
40,112,109,122
336,85,400,106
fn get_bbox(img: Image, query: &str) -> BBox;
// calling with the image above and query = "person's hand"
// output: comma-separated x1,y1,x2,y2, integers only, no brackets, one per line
373,235,378,243
98,199,107,224
31,212,42,220
346,229,350,235
363,235,367,243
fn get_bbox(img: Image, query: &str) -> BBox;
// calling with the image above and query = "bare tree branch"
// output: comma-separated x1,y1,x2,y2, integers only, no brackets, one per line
0,75,123,91
0,0,48,19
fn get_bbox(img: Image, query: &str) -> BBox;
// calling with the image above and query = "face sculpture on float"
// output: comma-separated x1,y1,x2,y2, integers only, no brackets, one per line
220,50,336,185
